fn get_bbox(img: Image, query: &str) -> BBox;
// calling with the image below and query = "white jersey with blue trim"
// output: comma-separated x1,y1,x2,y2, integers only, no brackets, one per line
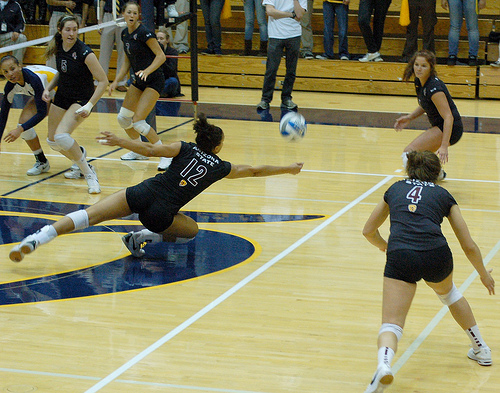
6,66,57,103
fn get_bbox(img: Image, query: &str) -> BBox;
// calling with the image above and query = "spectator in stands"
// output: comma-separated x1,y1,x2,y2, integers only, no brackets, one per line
442,0,486,66
358,0,392,62
256,0,307,111
157,26,181,98
46,0,93,68
199,0,224,55
98,0,127,92
25,0,48,24
401,0,437,62
172,0,189,54
299,0,313,58
242,0,268,56
315,0,349,60
0,0,28,63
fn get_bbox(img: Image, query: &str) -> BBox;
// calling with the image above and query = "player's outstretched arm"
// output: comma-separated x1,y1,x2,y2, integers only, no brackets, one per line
225,162,303,179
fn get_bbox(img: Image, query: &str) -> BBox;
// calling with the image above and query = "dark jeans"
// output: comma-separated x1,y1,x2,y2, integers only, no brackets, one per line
402,0,437,58
261,36,301,103
358,0,392,53
322,1,349,58
200,0,225,51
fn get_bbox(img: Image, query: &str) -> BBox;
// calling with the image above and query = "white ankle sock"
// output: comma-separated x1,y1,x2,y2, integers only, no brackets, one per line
466,325,488,350
136,229,163,244
74,149,93,176
378,346,395,366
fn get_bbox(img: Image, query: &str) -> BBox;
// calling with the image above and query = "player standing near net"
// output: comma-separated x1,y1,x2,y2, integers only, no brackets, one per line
9,114,304,262
394,50,463,181
362,150,494,393
0,56,56,176
43,15,108,194
108,1,172,171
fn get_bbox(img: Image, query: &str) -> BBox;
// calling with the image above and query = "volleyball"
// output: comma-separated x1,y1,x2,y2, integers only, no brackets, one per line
279,112,307,141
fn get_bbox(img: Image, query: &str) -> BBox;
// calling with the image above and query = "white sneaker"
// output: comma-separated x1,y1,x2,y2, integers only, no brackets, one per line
120,151,149,161
85,167,101,194
26,161,50,176
122,232,145,257
468,347,492,366
9,234,40,262
491,59,500,67
359,52,382,62
65,146,87,178
158,157,172,171
167,4,179,17
364,363,394,393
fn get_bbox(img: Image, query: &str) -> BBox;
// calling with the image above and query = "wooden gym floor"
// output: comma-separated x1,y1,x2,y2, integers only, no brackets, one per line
0,86,499,392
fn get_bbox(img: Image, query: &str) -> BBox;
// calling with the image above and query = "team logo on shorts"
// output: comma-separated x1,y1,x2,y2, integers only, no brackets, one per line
408,204,417,212
179,180,187,186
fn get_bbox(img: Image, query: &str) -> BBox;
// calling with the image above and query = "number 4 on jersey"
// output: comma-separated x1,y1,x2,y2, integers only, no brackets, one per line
406,186,423,204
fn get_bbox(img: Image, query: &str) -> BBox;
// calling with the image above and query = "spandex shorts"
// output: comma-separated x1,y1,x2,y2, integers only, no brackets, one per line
125,180,175,233
53,92,90,111
436,121,463,146
132,70,165,95
384,245,453,284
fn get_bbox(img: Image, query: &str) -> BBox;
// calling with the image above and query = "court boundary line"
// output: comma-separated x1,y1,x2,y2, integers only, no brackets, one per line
392,239,500,374
82,175,395,392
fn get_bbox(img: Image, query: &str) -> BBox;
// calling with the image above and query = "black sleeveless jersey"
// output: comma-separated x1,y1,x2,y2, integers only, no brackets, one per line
141,142,232,214
384,179,457,252
56,39,95,101
122,24,163,76
415,76,462,129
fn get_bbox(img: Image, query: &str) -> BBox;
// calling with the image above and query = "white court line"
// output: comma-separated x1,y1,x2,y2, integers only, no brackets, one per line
83,175,395,393
392,239,500,374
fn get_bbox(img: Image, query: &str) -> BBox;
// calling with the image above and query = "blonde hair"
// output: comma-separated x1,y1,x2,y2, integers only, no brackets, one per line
45,15,79,59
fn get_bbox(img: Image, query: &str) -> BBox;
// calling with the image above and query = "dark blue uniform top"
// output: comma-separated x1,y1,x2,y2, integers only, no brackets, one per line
415,76,462,130
122,24,163,78
56,39,95,101
384,179,457,252
141,141,232,214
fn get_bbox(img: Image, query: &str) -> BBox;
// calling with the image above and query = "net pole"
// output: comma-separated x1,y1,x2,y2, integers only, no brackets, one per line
190,0,199,118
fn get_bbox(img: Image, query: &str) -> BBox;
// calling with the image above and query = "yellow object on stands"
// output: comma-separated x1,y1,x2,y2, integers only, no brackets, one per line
399,0,410,27
222,0,232,19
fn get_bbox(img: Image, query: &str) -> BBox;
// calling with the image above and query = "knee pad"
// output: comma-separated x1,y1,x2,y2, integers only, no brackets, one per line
66,210,89,231
53,133,75,151
133,120,151,136
437,284,463,306
47,137,63,152
117,107,134,129
21,127,37,141
379,323,403,342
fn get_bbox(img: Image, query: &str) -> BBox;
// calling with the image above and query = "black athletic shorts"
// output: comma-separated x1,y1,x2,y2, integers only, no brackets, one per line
125,181,175,233
384,245,453,284
132,70,165,95
436,121,463,146
53,91,90,111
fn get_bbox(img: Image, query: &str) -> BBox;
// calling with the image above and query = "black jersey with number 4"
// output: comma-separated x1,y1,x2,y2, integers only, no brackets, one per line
384,179,457,252
56,39,95,101
415,76,462,129
140,142,232,214
122,24,162,75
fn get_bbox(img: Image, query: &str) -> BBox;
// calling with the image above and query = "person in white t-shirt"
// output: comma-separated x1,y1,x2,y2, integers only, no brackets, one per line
256,0,307,111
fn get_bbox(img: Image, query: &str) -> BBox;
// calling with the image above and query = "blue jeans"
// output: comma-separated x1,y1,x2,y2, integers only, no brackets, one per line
162,77,180,97
447,0,479,56
261,36,301,103
357,0,392,53
244,0,267,41
322,1,349,58
200,0,224,51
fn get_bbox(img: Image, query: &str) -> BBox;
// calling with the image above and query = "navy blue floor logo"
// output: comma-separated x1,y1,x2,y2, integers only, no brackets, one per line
0,198,325,306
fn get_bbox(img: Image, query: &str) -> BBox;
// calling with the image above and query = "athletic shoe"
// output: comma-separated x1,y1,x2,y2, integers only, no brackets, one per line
158,157,172,171
65,146,87,178
257,100,270,110
281,99,298,110
122,232,145,257
359,52,381,62
468,55,478,67
9,234,40,262
468,347,492,366
364,363,394,393
301,51,314,59
85,167,101,194
437,169,447,181
491,59,500,67
167,4,179,17
315,54,333,60
120,151,149,161
447,55,457,66
340,55,350,60
26,161,50,176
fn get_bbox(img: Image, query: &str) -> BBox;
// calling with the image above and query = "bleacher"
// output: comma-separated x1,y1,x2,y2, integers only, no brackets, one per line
20,0,500,99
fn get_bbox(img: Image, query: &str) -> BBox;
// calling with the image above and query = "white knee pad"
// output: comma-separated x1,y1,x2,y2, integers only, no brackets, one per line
21,127,37,141
133,120,151,136
47,138,63,152
54,133,75,151
66,210,89,231
117,107,134,129
437,284,463,306
379,323,403,341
